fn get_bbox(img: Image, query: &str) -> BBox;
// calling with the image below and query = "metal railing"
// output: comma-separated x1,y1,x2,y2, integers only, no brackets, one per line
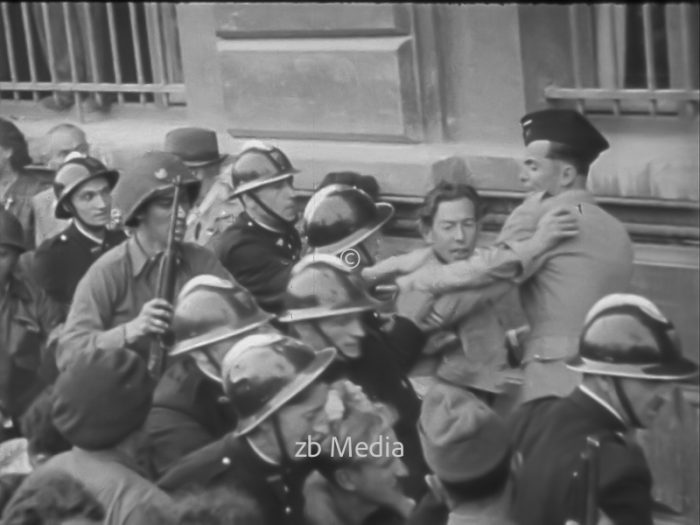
546,4,699,116
0,2,185,121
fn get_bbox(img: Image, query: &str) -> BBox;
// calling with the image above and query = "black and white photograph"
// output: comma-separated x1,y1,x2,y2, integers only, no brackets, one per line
0,3,698,524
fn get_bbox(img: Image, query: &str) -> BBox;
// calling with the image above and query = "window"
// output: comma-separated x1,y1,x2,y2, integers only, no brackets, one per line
545,4,699,116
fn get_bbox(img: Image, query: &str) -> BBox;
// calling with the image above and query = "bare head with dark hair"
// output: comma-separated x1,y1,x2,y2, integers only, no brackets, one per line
0,117,33,174
418,182,484,263
320,172,380,202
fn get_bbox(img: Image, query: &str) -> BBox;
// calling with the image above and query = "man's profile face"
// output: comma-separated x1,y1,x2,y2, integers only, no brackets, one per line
276,382,330,459
520,140,566,195
424,197,479,263
47,128,89,170
620,377,674,429
251,178,298,223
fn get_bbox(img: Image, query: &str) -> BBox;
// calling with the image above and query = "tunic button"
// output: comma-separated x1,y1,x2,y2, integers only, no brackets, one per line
283,485,289,494
285,506,292,515
221,457,231,466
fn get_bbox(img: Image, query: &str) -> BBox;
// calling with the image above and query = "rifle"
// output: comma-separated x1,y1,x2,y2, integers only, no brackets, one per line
147,175,183,379
568,435,602,525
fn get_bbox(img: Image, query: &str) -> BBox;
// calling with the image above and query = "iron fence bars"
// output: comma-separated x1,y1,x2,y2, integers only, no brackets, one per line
0,1,185,119
547,4,699,116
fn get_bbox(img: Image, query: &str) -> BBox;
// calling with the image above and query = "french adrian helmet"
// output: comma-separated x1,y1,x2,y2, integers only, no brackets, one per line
277,253,378,324
566,294,699,381
221,333,336,436
53,153,119,219
112,151,201,227
230,140,298,197
302,183,394,257
169,275,275,380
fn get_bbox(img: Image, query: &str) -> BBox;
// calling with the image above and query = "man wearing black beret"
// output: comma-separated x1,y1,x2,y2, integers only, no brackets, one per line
391,109,634,402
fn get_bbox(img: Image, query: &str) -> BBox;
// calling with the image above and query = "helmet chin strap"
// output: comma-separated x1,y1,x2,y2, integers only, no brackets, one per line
611,377,644,429
309,320,350,360
245,191,296,228
67,203,107,238
271,412,294,468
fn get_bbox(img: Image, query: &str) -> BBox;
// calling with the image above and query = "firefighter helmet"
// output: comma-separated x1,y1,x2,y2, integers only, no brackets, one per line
0,209,25,253
566,294,699,381
221,333,336,436
112,151,201,227
53,154,119,219
277,254,378,323
230,141,298,197
302,183,394,256
170,274,274,359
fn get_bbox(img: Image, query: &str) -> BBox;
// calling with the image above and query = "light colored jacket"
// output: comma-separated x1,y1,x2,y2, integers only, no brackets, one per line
396,251,512,393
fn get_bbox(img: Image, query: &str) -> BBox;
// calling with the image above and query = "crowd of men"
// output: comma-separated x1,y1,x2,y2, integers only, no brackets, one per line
0,109,696,525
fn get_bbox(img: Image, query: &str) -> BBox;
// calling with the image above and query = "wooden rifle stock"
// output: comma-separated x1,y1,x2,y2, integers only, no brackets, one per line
147,176,183,379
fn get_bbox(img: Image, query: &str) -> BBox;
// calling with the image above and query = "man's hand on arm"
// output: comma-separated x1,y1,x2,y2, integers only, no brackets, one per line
124,298,173,346
505,205,580,281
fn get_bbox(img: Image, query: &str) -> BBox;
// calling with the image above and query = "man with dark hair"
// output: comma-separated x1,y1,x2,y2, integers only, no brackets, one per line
57,151,233,369
215,141,302,314
379,110,634,401
508,294,699,525
320,171,381,202
416,381,515,525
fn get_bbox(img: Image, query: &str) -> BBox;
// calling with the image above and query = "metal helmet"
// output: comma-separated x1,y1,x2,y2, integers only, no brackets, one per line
566,294,699,381
112,151,201,227
221,333,336,436
0,209,25,253
277,253,378,323
302,183,394,256
230,141,298,198
53,154,119,219
169,275,275,375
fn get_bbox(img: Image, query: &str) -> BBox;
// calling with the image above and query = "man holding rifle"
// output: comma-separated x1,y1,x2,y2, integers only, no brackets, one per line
507,294,699,525
57,151,233,370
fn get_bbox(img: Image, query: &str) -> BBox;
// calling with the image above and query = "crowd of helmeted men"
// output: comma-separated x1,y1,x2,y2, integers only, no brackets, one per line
0,109,697,525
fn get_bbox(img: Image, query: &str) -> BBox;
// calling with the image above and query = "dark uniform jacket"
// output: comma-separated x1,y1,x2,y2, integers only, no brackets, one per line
158,433,311,525
215,211,301,314
30,222,126,308
0,271,63,419
145,358,238,476
507,388,654,525
323,313,429,500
